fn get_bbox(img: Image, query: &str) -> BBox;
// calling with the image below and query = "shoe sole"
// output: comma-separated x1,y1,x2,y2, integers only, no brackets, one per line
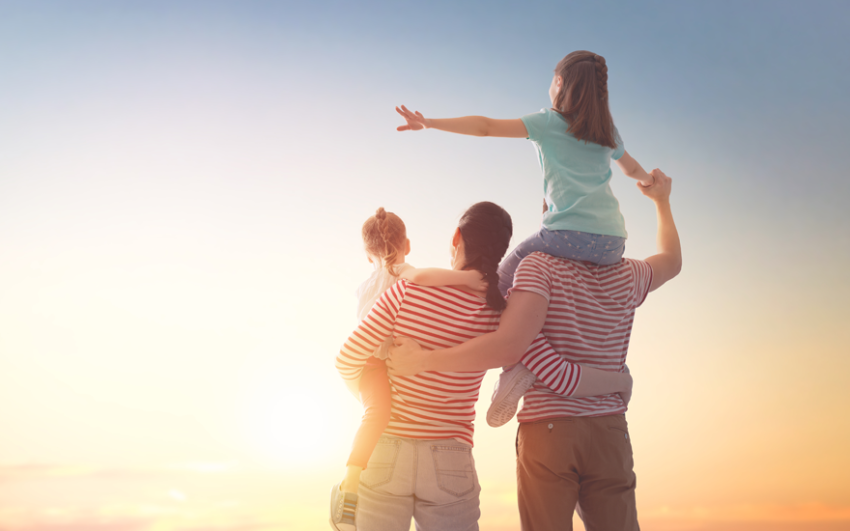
486,366,537,428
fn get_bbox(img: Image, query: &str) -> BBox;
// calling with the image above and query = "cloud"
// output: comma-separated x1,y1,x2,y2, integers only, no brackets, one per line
0,464,95,480
175,524,278,531
0,518,151,531
0,462,236,482
0,509,283,531
641,502,850,523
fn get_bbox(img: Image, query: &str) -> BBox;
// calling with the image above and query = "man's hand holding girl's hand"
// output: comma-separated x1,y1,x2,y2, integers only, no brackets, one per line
387,336,429,376
637,168,672,200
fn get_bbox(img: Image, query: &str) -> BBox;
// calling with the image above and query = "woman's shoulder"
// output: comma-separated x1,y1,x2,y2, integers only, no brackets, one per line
405,282,489,304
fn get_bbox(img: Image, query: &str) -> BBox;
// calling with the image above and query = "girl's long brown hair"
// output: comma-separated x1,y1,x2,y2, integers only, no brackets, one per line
362,207,406,273
552,50,616,149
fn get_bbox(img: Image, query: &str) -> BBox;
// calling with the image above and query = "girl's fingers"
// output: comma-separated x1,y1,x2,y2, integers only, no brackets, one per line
395,105,425,131
396,105,425,123
396,106,416,131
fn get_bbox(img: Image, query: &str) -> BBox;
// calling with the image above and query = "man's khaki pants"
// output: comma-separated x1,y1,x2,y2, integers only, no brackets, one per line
517,415,639,531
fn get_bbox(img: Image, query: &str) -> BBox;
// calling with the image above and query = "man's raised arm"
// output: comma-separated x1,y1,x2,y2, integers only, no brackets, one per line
640,169,682,292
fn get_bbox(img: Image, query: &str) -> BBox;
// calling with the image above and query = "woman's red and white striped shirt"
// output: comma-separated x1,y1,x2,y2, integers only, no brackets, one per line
337,280,580,446
510,252,653,421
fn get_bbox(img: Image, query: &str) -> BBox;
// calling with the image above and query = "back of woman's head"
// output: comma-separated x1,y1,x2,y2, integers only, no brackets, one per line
552,50,616,149
362,207,407,271
458,202,513,311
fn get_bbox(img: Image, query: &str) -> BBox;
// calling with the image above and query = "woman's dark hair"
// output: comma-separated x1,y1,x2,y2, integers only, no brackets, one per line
457,202,513,311
552,50,616,149
362,207,407,272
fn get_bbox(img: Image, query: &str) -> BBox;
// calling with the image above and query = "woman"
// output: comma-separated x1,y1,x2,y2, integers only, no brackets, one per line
335,202,632,531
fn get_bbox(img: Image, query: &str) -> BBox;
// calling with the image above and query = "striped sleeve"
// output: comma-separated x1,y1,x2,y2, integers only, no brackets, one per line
520,333,582,396
509,253,553,301
336,280,407,381
625,258,653,308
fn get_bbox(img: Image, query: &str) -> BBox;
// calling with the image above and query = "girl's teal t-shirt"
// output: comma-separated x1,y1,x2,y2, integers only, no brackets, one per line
521,108,627,238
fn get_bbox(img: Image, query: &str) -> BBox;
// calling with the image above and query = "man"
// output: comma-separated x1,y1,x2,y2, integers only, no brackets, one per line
388,169,681,530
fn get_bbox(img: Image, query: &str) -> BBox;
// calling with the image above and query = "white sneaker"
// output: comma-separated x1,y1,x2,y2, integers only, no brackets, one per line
329,483,357,531
486,364,537,427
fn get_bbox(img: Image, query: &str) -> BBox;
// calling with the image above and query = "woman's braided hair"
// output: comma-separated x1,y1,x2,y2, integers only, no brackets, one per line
551,50,616,149
457,202,513,311
362,207,407,273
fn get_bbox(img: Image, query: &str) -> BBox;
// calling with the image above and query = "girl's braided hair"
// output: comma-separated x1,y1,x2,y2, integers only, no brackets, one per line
362,207,407,273
457,202,513,311
551,50,616,149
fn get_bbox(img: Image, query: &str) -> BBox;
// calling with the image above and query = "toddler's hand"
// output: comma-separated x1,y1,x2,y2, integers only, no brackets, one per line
396,105,430,132
469,271,488,292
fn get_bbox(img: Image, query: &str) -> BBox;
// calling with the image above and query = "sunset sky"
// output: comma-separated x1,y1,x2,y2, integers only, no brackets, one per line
1,1,849,530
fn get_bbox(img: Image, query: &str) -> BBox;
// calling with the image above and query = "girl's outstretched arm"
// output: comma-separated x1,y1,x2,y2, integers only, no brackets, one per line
616,151,655,186
397,264,486,291
396,105,528,138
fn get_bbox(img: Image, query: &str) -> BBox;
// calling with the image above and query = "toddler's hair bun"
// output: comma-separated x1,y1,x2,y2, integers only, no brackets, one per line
362,207,407,273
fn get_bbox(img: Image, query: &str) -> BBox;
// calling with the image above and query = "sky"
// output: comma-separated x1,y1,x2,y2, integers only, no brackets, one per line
1,1,849,530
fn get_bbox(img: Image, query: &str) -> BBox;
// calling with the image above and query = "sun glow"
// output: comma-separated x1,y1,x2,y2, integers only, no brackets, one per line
236,363,355,466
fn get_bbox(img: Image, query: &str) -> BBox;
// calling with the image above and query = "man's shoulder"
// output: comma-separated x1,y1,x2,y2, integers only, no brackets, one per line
521,252,649,279
515,254,652,309
516,251,559,274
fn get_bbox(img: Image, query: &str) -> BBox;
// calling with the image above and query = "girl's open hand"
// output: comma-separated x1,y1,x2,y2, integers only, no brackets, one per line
396,105,430,132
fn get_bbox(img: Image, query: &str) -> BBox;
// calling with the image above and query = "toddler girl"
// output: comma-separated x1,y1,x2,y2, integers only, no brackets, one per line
330,207,486,531
395,50,661,426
